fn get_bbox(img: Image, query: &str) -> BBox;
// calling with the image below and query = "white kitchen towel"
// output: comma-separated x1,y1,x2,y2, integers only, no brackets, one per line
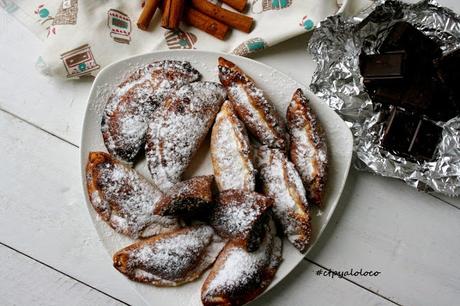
1,0,343,79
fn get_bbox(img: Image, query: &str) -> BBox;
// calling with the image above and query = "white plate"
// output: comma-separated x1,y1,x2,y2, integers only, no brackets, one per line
80,50,353,306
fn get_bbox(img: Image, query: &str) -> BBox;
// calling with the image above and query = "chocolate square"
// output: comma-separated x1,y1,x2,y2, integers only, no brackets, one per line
360,51,407,81
435,48,460,85
382,108,420,155
379,21,442,60
400,78,434,113
366,82,404,106
408,119,442,161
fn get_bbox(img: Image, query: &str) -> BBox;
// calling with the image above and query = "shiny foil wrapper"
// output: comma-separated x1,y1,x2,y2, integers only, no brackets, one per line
308,0,460,196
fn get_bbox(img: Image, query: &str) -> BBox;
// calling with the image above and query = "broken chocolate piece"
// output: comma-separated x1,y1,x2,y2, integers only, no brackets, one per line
382,108,442,161
379,21,442,60
435,48,460,103
367,82,404,106
382,108,419,155
360,51,407,81
408,119,442,161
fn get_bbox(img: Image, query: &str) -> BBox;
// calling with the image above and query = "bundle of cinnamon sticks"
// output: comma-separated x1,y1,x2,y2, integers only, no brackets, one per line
137,0,253,40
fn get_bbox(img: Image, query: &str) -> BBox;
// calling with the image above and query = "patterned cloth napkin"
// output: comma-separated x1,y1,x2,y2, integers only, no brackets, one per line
1,0,343,79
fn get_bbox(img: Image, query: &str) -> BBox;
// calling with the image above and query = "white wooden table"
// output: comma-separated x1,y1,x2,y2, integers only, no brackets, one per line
1,1,460,305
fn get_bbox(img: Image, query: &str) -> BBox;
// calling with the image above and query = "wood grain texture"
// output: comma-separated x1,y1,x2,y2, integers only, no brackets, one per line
0,110,145,306
0,10,88,146
0,244,122,306
306,169,460,306
0,95,393,306
1,1,460,304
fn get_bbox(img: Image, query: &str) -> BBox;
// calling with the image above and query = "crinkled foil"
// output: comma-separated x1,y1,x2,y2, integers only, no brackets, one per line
308,0,460,196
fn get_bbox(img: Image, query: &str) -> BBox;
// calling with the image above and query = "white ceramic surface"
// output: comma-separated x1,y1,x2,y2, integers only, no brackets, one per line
80,50,353,306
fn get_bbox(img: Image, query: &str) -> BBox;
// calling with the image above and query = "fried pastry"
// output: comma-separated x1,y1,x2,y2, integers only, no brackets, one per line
201,217,282,306
86,151,179,239
218,57,286,150
287,89,328,208
211,190,273,251
113,225,225,287
154,175,214,218
146,81,226,191
256,146,311,253
101,60,200,162
211,101,256,191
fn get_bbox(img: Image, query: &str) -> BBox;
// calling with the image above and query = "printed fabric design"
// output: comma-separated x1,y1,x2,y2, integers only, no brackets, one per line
34,4,56,36
164,29,197,49
299,16,314,31
232,37,268,56
251,0,293,14
60,44,100,78
52,0,78,26
107,9,132,44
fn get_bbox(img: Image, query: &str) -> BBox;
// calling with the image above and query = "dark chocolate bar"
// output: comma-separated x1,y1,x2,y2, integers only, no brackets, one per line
408,119,442,161
367,82,404,106
379,21,442,60
382,108,442,161
360,51,406,81
382,108,419,155
435,48,460,98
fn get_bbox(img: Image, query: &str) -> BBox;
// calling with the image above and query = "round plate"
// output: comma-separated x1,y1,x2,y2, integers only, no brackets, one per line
80,50,353,306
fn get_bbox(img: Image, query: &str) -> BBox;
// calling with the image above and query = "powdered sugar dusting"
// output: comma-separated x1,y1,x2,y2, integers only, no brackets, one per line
211,101,255,191
203,218,282,301
116,225,224,285
287,89,328,207
88,154,179,238
256,147,311,253
146,82,226,191
218,59,286,150
211,191,271,239
101,61,200,162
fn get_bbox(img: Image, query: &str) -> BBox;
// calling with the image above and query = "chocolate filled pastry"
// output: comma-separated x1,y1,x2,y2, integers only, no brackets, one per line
201,217,282,306
113,225,225,287
146,81,226,191
287,89,328,208
101,60,200,163
256,146,311,253
86,152,179,239
211,101,256,192
218,57,287,150
210,190,273,251
154,175,214,218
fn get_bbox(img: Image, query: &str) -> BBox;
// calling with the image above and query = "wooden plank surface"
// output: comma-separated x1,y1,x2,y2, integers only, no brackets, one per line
1,1,460,304
0,244,124,306
0,109,395,305
307,169,460,306
0,110,145,306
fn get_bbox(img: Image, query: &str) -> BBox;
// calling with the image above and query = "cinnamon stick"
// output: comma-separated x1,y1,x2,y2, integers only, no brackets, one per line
137,0,162,30
222,0,247,12
161,0,185,29
191,0,253,33
184,7,230,40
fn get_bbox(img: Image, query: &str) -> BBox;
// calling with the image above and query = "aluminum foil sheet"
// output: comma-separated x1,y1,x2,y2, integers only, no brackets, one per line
308,0,460,196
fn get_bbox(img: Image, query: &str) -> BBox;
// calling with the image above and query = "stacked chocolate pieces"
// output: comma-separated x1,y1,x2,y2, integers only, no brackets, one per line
360,21,460,161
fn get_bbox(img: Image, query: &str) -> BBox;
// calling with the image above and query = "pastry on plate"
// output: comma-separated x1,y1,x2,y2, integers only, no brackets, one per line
101,60,200,162
154,175,215,218
211,101,256,191
113,225,224,287
255,146,311,253
201,217,282,306
210,189,273,251
287,89,328,208
218,57,286,150
146,81,226,191
86,151,179,239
